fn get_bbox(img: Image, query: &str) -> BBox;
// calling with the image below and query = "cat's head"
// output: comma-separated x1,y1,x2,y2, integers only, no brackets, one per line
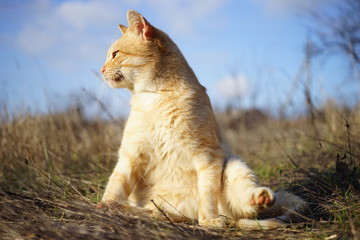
101,10,168,91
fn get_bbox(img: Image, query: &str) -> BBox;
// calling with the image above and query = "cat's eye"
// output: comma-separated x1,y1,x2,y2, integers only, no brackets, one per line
112,50,120,59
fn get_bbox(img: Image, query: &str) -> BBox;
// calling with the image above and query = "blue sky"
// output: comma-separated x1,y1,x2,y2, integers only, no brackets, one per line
0,0,358,117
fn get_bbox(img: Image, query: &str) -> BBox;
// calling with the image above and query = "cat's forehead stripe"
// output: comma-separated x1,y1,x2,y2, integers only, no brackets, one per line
117,49,155,58
109,41,155,58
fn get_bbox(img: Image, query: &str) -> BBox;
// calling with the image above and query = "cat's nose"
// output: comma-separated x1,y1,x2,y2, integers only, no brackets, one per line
101,66,106,73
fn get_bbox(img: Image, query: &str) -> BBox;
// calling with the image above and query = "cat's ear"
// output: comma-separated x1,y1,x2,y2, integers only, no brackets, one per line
118,24,127,34
127,10,154,41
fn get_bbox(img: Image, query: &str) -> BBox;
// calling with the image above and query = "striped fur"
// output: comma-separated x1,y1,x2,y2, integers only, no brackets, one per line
100,10,306,229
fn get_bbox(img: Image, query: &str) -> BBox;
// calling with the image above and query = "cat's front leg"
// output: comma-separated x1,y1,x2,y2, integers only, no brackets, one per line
195,155,224,228
101,148,139,204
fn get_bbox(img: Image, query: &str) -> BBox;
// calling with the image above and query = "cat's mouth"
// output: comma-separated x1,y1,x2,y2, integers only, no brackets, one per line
112,76,123,82
112,72,124,82
104,73,124,83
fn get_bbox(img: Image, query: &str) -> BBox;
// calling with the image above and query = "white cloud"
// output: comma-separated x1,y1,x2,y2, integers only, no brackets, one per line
9,0,228,71
14,0,227,71
56,1,118,29
216,74,250,99
17,25,58,55
15,0,126,71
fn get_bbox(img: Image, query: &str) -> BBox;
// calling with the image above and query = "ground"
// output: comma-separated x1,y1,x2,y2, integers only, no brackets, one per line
1,102,359,239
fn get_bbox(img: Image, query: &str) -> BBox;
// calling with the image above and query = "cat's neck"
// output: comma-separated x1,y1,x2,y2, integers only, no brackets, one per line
133,53,202,94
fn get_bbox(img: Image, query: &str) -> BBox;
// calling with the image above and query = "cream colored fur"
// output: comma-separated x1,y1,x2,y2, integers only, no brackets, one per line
100,10,306,229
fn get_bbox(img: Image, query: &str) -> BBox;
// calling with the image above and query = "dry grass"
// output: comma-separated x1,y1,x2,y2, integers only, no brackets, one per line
1,99,359,239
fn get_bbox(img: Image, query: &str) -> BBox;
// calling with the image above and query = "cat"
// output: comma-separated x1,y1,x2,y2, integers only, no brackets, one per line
99,10,306,229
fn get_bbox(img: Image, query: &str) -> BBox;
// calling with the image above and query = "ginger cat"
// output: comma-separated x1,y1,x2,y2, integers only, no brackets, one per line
100,10,306,229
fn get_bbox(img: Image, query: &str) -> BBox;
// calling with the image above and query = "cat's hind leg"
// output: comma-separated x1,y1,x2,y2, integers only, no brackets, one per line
220,157,275,219
230,191,307,230
220,158,307,230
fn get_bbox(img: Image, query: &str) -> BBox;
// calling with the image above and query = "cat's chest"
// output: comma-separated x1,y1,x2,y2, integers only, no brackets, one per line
131,91,161,112
128,91,195,157
130,91,188,123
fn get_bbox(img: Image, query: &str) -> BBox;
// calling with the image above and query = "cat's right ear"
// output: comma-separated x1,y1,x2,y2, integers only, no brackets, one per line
118,24,127,34
127,10,154,41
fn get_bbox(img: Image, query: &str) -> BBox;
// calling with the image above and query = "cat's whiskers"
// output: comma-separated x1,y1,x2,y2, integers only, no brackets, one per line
113,68,135,90
122,79,132,90
97,81,109,106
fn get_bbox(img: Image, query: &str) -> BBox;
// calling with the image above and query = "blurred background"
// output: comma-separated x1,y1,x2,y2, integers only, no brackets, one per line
0,0,359,117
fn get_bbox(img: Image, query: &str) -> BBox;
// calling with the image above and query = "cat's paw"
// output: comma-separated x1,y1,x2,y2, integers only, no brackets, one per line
96,200,117,209
199,217,226,228
249,187,275,209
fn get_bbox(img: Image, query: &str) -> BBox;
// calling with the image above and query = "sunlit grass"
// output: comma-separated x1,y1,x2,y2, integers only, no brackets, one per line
0,98,359,239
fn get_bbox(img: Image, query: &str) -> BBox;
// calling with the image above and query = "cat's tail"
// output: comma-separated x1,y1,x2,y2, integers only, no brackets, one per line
234,190,307,230
235,218,284,230
259,190,307,221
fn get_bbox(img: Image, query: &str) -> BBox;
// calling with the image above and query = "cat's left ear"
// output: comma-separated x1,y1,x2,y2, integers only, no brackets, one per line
118,24,127,34
127,10,154,41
